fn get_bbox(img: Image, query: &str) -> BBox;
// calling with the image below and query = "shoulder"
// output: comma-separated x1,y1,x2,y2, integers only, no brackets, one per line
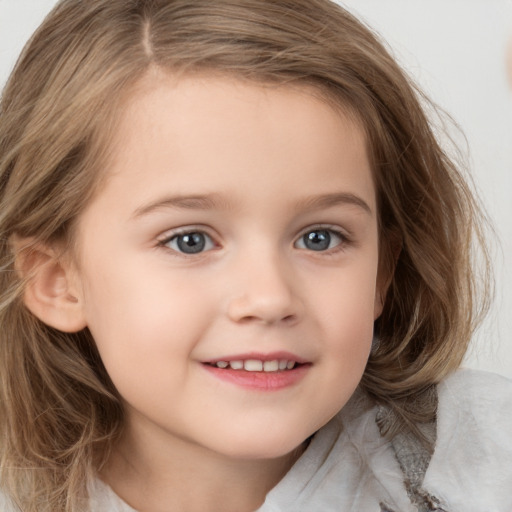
424,369,512,511
438,366,512,406
435,368,512,445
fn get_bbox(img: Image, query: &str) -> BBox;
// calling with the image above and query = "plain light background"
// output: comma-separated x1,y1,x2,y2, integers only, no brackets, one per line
1,0,511,377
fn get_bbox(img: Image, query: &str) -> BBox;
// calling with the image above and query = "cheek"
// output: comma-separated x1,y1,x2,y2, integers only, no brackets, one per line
79,257,216,364
310,260,377,370
301,287,375,434
314,257,379,326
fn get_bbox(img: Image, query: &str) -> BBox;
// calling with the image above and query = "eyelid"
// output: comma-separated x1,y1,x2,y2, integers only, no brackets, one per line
296,224,350,239
157,224,214,241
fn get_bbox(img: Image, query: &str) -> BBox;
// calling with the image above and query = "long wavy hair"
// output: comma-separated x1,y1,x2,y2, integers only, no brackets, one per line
0,0,491,510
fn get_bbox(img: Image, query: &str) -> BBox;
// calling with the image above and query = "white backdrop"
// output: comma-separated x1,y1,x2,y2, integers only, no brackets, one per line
1,0,511,377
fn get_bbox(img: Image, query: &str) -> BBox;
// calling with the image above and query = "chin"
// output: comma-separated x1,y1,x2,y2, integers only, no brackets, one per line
210,428,311,461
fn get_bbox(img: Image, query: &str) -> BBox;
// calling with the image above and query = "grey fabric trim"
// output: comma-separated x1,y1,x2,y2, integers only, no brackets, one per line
376,387,448,512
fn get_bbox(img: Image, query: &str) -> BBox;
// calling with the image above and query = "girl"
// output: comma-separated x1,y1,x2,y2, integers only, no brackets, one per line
0,1,511,511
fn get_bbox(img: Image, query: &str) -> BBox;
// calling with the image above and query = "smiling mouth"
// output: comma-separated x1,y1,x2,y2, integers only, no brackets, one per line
202,357,310,390
205,359,301,372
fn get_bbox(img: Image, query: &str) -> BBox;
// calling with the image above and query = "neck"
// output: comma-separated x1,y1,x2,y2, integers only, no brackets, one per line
101,419,304,512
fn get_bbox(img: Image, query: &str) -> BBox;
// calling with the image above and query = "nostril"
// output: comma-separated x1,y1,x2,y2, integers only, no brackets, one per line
238,315,259,324
237,314,296,325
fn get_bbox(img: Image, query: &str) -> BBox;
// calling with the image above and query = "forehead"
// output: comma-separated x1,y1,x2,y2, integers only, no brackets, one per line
92,71,375,215
116,70,364,143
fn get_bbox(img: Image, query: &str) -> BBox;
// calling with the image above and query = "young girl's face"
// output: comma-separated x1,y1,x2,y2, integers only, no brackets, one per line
70,72,383,460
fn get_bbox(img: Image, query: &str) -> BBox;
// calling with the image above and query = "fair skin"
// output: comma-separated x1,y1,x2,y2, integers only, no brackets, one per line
25,72,385,512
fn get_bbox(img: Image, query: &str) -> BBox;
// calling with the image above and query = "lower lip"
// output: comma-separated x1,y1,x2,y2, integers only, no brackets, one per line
202,364,310,391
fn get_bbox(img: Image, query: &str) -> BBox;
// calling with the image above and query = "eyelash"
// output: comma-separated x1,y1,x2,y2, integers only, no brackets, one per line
157,226,350,256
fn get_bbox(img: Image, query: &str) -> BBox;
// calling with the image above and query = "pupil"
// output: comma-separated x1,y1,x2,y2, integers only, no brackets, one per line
304,230,330,251
177,233,205,254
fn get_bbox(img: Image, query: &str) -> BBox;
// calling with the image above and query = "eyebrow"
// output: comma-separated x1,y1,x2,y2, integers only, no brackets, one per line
295,192,373,215
132,191,373,219
132,194,226,218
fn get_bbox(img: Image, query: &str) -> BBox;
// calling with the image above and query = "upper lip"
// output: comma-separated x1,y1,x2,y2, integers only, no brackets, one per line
201,351,309,364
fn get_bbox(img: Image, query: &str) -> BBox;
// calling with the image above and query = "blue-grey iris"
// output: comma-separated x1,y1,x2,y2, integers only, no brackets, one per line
176,232,206,254
303,230,331,251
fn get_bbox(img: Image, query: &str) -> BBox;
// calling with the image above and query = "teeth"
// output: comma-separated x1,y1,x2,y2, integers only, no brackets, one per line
213,359,298,372
263,360,279,372
244,360,263,372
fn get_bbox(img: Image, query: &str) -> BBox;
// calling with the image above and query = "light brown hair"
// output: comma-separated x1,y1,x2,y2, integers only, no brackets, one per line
0,0,491,510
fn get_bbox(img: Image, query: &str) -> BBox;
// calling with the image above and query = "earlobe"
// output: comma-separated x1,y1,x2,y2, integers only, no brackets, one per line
14,239,87,333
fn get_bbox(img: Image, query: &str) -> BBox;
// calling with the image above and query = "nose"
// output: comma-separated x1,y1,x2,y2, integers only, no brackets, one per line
226,250,303,326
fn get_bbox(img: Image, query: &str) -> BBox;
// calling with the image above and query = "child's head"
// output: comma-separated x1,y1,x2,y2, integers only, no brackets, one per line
0,0,489,510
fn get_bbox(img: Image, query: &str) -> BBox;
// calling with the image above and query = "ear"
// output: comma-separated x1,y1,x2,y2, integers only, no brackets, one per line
13,238,87,332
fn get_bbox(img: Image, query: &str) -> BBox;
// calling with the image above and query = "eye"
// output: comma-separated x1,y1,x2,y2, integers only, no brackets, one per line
163,231,215,254
295,228,344,252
